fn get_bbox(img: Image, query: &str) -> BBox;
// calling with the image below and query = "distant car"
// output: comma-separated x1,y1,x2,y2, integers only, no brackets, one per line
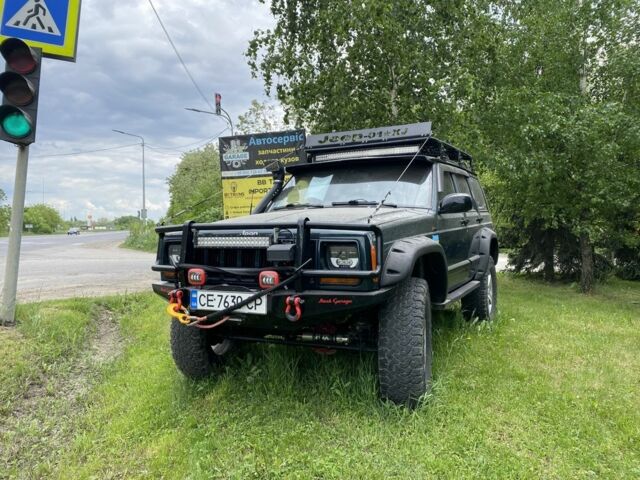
67,227,80,235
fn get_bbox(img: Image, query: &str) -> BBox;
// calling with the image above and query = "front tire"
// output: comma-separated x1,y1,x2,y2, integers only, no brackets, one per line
462,256,497,321
378,277,433,407
170,320,223,379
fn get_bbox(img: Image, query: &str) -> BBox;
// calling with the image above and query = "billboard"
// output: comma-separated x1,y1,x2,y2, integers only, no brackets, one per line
219,130,305,218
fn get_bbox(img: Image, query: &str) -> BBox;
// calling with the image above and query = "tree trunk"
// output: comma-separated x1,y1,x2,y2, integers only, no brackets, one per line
542,228,555,281
580,233,594,293
543,245,555,281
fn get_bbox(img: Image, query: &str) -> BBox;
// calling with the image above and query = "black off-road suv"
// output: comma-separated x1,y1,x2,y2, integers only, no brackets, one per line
153,122,498,406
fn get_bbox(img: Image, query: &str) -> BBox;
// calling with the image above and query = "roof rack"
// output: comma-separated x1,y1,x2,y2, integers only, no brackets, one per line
304,122,474,172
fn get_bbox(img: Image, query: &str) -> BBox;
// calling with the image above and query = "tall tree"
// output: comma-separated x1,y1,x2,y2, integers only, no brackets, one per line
248,0,640,291
472,0,640,291
247,0,489,132
23,204,63,234
236,99,291,134
165,143,222,223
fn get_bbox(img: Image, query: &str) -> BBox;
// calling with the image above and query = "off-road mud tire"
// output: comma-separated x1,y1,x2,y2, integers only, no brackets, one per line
461,257,497,321
170,320,222,379
378,277,432,407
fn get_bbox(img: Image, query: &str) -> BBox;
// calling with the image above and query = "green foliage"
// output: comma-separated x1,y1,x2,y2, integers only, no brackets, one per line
247,0,479,131
0,188,10,235
113,215,139,231
237,99,290,134
248,0,640,288
165,143,223,224
122,222,157,253
23,203,63,234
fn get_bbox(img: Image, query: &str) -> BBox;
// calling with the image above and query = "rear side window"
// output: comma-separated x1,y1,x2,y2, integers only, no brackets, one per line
440,172,455,195
453,174,471,195
468,177,488,210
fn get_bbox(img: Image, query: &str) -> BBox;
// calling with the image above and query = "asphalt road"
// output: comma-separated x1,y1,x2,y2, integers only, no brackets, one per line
0,231,156,302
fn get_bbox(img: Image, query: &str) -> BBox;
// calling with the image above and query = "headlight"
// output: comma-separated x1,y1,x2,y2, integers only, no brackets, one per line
168,244,181,265
327,243,360,270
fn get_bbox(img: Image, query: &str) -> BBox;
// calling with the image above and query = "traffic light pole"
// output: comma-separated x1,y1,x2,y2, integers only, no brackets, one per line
184,107,234,135
1,145,29,325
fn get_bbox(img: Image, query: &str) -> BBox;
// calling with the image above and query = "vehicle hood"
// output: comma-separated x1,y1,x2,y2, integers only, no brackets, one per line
212,207,428,228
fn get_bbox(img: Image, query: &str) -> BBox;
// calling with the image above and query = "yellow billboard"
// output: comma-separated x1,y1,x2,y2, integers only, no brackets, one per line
222,176,276,219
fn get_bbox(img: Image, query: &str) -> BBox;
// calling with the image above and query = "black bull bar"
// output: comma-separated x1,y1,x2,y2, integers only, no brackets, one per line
154,218,383,323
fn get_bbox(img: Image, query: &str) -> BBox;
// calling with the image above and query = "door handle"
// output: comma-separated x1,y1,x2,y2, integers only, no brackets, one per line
460,219,469,226
475,217,482,223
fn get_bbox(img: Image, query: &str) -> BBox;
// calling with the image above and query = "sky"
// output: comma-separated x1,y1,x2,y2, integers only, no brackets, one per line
0,0,275,222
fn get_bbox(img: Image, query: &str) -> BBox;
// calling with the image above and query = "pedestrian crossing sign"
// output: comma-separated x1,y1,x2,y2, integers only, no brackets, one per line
0,0,81,62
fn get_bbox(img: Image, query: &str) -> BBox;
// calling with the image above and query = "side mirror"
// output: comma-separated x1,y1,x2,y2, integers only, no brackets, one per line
438,193,473,214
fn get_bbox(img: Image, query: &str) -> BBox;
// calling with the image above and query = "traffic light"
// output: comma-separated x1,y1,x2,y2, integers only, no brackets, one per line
215,92,222,115
0,38,41,145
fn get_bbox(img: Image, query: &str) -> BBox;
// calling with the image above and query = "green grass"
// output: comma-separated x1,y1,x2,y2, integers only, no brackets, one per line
121,222,158,252
1,276,639,479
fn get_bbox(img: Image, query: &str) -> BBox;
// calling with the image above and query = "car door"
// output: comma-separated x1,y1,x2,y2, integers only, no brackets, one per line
466,176,492,271
451,172,474,283
436,166,470,290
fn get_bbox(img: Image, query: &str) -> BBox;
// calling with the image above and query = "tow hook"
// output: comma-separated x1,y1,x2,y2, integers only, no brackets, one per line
167,289,190,325
285,296,304,322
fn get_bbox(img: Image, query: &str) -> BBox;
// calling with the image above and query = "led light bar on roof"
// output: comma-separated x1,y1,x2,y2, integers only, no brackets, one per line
196,235,271,249
314,145,420,163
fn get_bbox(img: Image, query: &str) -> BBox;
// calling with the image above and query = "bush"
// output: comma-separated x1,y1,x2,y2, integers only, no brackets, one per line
122,222,157,253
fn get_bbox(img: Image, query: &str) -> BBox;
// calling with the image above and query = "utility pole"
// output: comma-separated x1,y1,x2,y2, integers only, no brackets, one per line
1,146,29,325
113,130,147,221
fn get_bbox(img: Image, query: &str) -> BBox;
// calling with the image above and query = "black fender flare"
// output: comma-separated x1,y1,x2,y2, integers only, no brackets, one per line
469,227,499,280
380,236,447,293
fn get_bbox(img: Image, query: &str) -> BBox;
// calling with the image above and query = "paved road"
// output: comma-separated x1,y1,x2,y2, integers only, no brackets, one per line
0,231,155,302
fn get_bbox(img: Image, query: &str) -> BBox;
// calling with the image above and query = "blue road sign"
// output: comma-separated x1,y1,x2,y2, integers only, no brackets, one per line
0,0,81,61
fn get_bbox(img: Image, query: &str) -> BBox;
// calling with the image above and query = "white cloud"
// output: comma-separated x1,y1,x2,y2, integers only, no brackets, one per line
0,0,275,221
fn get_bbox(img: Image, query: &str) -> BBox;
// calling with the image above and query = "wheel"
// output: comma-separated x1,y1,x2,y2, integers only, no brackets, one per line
462,256,497,321
170,320,224,379
378,277,432,407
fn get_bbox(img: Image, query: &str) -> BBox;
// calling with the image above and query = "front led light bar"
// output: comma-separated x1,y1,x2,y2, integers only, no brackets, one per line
314,145,420,163
196,235,272,248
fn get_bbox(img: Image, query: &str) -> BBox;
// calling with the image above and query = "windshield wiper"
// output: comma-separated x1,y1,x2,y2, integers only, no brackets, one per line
332,199,397,207
273,202,324,210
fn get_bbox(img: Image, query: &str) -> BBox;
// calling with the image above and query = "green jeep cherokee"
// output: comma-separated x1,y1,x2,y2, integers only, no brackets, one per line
153,122,498,407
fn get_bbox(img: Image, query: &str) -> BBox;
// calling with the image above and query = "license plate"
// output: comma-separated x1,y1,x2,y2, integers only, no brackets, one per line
190,290,267,315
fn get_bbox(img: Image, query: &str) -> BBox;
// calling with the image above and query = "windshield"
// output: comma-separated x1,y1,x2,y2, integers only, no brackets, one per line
268,161,433,210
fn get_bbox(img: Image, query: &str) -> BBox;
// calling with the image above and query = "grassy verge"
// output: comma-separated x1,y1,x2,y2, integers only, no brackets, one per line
121,222,158,253
1,276,639,479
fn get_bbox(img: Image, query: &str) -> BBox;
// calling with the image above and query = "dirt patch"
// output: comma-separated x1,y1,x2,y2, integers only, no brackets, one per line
0,308,124,477
90,308,124,366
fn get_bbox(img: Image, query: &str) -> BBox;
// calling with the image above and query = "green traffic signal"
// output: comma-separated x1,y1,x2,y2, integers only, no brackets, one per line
0,38,41,146
2,111,31,138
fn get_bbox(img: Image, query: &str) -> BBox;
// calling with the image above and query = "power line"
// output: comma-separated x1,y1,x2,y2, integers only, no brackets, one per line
147,128,228,153
147,0,215,112
32,143,140,158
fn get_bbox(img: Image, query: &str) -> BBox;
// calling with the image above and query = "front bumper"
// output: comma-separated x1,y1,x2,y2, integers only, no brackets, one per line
153,281,392,325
